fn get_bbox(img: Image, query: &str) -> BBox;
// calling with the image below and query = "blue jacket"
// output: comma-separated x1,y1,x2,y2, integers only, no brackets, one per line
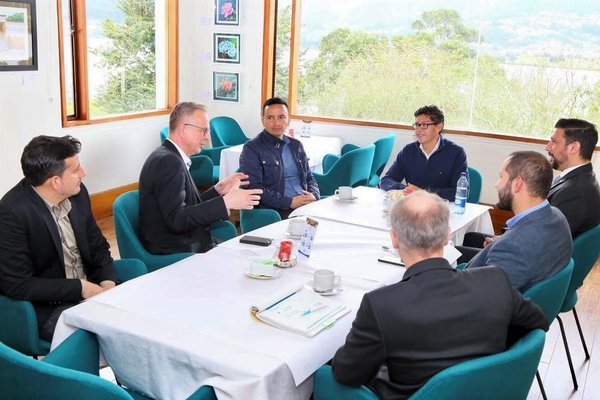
380,136,467,201
239,130,320,211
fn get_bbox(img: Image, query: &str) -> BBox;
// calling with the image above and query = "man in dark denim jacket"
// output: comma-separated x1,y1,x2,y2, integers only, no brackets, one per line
239,97,320,218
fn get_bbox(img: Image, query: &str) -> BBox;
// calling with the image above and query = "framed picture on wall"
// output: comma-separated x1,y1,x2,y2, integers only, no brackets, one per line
213,71,239,102
214,33,240,64
215,0,239,25
0,0,37,71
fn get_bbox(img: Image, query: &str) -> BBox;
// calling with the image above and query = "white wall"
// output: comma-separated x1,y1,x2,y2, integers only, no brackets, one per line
0,0,598,205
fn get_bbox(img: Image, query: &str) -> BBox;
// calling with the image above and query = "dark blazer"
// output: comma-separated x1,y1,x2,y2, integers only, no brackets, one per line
139,140,229,254
466,203,572,291
332,259,549,400
239,130,320,213
0,180,115,327
548,163,600,237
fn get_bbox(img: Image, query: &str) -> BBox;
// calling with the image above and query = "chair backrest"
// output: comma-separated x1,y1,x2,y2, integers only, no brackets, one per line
467,166,483,203
159,126,169,143
190,154,215,186
210,220,238,242
316,144,375,196
209,116,248,147
240,209,282,234
370,134,396,186
0,336,132,400
523,258,574,322
410,329,546,400
113,191,193,272
562,223,600,309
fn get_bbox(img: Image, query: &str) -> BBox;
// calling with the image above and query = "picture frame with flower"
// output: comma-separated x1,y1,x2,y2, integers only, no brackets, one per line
213,33,240,64
215,0,238,26
213,71,239,102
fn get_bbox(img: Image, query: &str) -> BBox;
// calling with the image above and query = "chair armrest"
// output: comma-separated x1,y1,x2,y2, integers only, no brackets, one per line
313,365,378,400
341,143,359,155
200,145,229,165
114,259,148,282
43,329,99,375
0,294,50,356
322,154,341,174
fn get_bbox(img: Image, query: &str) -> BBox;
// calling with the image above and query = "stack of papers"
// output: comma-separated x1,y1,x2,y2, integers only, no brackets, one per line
251,284,350,337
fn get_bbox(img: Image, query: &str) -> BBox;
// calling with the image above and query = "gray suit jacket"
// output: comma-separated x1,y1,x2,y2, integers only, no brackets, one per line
548,163,600,237
139,140,229,254
466,203,572,291
333,259,549,400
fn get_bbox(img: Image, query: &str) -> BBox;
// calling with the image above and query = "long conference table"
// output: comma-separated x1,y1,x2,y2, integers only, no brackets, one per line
52,187,493,400
219,135,342,180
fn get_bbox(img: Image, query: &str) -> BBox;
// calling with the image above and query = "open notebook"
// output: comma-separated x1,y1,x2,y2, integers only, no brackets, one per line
250,283,351,337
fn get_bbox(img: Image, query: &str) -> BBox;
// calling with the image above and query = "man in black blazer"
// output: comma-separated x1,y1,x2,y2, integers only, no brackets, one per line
332,191,548,400
139,102,263,254
546,118,600,237
0,136,117,340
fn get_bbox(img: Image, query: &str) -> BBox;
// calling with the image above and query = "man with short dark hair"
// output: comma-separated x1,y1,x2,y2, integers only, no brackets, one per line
332,191,548,400
139,101,263,254
546,118,600,237
380,105,467,201
465,151,573,290
0,135,117,340
239,97,319,218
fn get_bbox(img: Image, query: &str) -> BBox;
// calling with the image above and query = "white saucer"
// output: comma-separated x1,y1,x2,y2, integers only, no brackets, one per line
244,267,282,280
305,281,343,296
284,231,302,239
333,195,358,202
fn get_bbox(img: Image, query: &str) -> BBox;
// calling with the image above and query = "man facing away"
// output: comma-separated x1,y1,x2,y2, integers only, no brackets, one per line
239,97,319,219
380,105,467,201
0,135,116,340
546,118,600,237
139,101,263,254
465,151,572,291
332,191,548,400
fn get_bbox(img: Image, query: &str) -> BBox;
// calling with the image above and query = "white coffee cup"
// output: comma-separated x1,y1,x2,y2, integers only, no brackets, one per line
313,269,341,292
287,218,305,237
335,186,353,200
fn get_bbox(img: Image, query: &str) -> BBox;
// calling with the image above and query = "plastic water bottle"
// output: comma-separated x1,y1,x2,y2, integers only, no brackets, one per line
454,172,469,214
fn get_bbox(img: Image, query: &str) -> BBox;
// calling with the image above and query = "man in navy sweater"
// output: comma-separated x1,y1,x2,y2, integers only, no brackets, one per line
380,105,467,201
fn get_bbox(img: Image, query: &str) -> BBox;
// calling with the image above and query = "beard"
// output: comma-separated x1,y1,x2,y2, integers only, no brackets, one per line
496,181,513,211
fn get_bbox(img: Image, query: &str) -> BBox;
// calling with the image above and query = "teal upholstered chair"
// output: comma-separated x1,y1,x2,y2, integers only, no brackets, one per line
240,209,282,234
335,134,396,187
556,224,600,389
0,259,147,358
113,190,194,272
160,127,221,184
522,258,574,398
467,166,483,203
313,329,546,400
0,329,217,400
210,220,238,242
209,116,248,147
314,144,375,197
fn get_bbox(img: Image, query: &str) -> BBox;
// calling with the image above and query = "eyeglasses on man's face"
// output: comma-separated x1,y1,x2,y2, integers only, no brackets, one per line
184,123,210,135
412,122,438,130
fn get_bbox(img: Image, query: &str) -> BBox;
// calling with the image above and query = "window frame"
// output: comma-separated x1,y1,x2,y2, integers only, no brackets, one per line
56,0,178,127
262,0,600,150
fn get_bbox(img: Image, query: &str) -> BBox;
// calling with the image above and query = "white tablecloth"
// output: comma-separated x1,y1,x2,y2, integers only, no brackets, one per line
219,135,342,180
52,219,405,400
290,186,494,246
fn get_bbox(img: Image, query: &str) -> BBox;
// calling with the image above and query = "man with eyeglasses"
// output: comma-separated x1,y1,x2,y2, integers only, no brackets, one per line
239,97,320,218
380,105,467,201
139,101,263,254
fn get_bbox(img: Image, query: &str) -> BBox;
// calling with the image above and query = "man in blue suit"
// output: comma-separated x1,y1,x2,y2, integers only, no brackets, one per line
465,151,572,291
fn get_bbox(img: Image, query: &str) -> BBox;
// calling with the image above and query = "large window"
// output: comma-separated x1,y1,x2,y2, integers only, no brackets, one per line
57,0,177,126
270,0,600,139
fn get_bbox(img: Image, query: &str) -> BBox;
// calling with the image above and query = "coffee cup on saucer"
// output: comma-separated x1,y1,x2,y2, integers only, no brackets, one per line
334,186,353,200
313,269,341,292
